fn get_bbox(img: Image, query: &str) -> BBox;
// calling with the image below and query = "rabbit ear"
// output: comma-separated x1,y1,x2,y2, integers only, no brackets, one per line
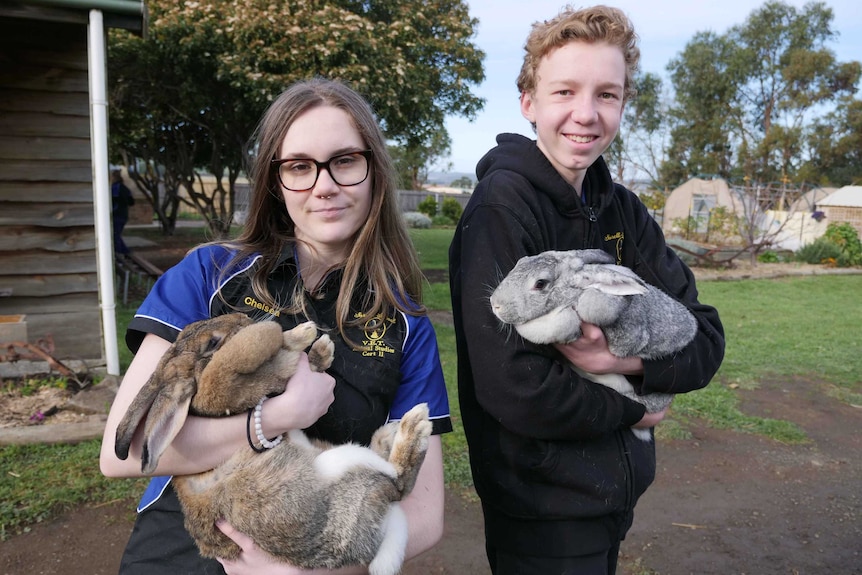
579,264,648,296
114,327,203,472
140,390,194,475
114,373,166,462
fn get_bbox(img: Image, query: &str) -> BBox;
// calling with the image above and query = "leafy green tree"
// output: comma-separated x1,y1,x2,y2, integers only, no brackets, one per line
801,96,862,185
388,126,452,190
450,176,474,189
108,0,484,235
662,1,860,186
614,71,671,188
663,31,740,185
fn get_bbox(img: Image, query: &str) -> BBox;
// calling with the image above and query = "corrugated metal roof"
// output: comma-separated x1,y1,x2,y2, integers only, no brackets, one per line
818,186,862,208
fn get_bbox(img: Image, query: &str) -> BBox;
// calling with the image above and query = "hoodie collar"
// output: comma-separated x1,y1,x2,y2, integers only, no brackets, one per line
477,133,616,218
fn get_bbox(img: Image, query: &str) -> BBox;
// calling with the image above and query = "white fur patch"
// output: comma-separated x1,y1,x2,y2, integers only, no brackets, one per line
515,306,580,344
287,429,315,450
368,504,408,575
313,444,397,482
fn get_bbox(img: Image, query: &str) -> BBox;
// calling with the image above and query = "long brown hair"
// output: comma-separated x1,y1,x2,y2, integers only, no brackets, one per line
223,78,424,346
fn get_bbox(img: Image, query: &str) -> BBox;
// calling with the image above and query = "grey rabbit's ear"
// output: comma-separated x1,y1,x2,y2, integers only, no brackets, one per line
573,249,615,264
578,264,648,296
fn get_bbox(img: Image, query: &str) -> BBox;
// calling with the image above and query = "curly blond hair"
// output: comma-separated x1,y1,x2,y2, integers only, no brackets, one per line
516,5,640,102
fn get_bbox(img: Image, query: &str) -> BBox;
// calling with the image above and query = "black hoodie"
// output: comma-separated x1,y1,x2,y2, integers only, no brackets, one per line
449,133,725,555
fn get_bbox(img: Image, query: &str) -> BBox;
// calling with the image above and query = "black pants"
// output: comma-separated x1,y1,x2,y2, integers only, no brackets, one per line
486,540,620,575
119,485,225,575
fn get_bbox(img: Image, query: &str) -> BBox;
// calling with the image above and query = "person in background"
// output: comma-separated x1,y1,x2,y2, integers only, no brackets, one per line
111,169,135,257
101,78,451,575
448,6,725,574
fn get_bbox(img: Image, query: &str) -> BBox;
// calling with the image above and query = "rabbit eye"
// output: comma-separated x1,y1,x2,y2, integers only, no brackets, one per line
205,334,224,353
532,279,550,291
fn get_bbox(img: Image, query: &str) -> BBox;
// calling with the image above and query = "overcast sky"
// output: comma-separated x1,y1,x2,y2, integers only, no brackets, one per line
442,0,862,175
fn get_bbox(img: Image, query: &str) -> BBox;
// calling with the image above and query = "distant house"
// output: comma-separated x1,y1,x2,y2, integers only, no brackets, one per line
817,186,862,237
0,1,146,372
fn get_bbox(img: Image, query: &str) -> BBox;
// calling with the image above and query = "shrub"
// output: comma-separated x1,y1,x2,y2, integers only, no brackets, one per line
440,198,463,222
796,237,843,265
757,251,780,263
823,222,862,266
416,196,438,218
432,215,455,227
402,211,432,229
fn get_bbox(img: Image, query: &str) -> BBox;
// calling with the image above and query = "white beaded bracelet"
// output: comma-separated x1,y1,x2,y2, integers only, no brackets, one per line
253,397,284,450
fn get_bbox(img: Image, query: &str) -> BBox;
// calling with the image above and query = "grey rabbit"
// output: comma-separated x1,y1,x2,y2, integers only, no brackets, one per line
489,249,697,441
114,313,432,575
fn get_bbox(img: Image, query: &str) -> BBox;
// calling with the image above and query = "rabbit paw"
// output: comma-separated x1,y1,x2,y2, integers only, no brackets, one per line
370,421,400,459
308,334,334,372
283,321,319,351
388,404,432,494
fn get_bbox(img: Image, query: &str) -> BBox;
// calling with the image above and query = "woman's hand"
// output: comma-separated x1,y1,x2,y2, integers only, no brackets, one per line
263,352,336,435
552,323,643,376
215,521,364,574
215,520,295,575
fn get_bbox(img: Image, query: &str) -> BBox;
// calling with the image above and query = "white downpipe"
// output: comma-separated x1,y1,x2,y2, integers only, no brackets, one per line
88,9,121,375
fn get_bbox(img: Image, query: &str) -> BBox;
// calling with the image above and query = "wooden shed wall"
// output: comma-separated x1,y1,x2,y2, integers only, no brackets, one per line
0,16,103,362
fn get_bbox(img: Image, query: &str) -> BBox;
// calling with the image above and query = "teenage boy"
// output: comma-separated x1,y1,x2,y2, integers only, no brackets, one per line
449,6,725,574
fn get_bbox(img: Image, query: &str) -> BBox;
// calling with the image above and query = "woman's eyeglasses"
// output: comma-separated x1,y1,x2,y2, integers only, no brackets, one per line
271,150,373,192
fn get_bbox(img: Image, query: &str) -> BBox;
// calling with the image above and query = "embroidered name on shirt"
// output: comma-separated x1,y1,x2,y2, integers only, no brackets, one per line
243,296,281,317
355,312,396,357
604,231,624,264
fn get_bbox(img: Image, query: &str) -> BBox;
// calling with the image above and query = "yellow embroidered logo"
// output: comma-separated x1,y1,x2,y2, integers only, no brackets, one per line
354,311,396,357
603,231,624,264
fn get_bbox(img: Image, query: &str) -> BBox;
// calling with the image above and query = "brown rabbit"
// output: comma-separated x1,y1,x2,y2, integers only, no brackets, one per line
114,313,432,575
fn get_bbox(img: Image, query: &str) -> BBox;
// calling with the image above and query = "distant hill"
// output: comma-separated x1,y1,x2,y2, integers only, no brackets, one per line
426,171,475,186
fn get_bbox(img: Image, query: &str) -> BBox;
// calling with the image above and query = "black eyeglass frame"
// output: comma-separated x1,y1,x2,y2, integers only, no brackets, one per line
270,149,374,192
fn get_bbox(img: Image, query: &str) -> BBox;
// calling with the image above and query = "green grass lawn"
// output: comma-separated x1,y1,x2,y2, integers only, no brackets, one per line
2,227,860,539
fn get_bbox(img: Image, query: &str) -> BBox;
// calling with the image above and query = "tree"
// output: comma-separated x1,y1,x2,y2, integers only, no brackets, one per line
800,96,862,185
663,31,741,185
388,126,452,190
614,71,672,189
108,0,485,236
663,1,860,187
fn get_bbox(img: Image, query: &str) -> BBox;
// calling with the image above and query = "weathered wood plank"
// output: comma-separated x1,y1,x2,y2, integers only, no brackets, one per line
0,251,96,274
0,111,90,138
0,226,95,252
0,89,89,115
0,202,94,227
0,67,89,93
0,273,98,297
0,292,99,314
6,47,88,72
0,136,91,161
0,159,92,182
0,182,94,203
0,16,87,49
0,418,107,447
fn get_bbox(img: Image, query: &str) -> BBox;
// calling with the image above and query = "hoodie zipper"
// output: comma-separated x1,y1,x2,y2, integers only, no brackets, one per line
583,205,599,245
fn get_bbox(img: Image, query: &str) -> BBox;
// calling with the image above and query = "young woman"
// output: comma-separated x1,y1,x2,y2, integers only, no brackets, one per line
101,78,451,575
